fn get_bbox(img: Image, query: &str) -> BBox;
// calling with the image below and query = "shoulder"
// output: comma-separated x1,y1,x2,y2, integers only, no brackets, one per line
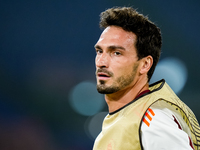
142,104,181,129
141,101,194,150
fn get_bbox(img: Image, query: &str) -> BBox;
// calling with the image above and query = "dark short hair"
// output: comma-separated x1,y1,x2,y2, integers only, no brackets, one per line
99,7,162,81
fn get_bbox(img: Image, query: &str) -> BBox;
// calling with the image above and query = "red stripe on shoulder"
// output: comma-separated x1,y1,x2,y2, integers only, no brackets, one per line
143,118,150,127
148,108,155,116
172,115,182,130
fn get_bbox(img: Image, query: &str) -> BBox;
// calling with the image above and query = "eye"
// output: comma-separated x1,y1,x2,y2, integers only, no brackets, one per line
96,49,103,54
114,51,121,56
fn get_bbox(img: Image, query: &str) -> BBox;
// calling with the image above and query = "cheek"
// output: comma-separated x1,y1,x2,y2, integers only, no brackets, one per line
114,64,133,77
115,62,138,77
95,56,98,65
112,58,131,70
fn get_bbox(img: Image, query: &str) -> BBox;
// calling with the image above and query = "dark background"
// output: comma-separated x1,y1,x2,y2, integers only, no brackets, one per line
0,0,200,149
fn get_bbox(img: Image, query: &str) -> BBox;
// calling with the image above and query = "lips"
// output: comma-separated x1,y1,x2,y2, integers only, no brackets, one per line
97,72,111,80
96,68,113,81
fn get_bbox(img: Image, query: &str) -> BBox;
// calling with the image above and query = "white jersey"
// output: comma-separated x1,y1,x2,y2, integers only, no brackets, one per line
141,101,194,150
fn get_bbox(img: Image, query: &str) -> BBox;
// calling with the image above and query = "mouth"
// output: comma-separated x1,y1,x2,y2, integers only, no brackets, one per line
97,72,111,80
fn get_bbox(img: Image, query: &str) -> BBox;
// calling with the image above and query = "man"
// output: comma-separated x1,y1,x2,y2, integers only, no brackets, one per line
93,7,200,150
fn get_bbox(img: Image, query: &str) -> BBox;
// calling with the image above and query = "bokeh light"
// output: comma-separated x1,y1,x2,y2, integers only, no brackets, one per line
69,81,105,116
150,57,188,94
85,111,108,140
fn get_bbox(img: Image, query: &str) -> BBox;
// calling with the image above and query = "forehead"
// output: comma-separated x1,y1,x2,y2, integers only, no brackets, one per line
96,26,137,48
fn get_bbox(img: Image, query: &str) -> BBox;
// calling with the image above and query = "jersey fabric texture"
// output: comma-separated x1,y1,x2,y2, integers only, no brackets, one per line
93,79,200,150
141,101,194,149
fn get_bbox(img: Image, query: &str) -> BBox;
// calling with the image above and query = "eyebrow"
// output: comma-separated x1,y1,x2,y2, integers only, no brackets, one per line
94,45,101,49
94,45,126,51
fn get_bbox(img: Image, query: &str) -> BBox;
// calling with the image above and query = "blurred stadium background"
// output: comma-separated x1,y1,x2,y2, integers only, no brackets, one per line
0,0,200,149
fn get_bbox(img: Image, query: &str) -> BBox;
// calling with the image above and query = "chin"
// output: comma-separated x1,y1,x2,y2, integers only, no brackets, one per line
97,84,120,94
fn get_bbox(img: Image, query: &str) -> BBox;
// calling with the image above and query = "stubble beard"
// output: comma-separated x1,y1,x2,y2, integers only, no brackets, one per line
96,63,139,94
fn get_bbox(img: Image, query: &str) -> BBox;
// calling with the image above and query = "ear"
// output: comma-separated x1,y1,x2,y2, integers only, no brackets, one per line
139,55,153,75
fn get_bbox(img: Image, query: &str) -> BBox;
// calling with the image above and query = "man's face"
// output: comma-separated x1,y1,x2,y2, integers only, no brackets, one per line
95,26,140,94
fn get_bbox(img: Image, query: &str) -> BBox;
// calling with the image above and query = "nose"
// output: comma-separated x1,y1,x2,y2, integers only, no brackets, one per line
95,53,109,68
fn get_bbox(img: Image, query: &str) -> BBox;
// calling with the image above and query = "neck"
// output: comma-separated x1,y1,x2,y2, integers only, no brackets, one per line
105,78,149,113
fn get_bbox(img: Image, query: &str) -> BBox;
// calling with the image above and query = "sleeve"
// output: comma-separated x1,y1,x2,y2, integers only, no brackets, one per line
141,107,194,150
